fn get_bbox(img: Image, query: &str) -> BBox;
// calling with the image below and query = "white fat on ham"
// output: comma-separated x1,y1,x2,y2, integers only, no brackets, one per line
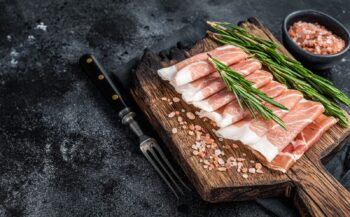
268,114,337,172
193,89,235,112
171,50,248,86
194,70,273,113
216,90,305,162
157,45,239,80
177,58,261,103
199,80,287,128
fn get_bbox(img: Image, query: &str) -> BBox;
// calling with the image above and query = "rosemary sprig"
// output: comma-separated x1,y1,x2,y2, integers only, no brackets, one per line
208,55,287,129
207,21,349,126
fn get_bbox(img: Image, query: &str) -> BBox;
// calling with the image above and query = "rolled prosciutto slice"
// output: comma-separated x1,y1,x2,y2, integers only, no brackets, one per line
177,58,261,102
157,45,240,80
171,49,248,86
268,114,337,172
200,81,287,128
216,89,305,162
193,70,273,112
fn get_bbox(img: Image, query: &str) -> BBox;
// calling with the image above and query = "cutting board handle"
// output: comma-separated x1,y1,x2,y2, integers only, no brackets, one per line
291,159,350,216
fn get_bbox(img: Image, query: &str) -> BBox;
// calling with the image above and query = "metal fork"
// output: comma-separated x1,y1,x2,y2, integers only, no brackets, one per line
80,54,191,198
121,110,191,198
140,137,192,198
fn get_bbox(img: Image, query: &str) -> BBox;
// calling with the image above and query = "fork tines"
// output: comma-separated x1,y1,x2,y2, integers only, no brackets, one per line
140,137,191,198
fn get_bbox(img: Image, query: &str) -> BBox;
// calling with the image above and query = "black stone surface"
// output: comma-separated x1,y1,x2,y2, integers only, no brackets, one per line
0,0,349,216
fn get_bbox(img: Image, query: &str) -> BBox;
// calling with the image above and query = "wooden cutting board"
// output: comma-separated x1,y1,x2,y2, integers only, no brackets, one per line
130,17,350,217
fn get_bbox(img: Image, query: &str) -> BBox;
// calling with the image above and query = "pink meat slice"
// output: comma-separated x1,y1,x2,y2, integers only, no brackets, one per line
268,114,337,172
171,49,248,86
229,58,262,76
251,99,325,161
175,73,219,96
215,89,304,162
157,45,241,80
194,70,273,112
186,58,262,102
200,80,287,128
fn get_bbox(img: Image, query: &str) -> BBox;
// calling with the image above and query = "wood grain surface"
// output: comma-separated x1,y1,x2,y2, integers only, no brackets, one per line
131,17,350,216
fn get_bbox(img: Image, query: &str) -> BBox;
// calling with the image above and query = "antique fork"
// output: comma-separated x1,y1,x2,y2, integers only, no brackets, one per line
79,54,191,198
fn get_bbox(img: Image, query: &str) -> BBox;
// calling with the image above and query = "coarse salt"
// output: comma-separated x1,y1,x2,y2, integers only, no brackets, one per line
171,128,178,134
168,112,176,118
214,149,221,156
248,168,256,174
173,97,180,102
186,112,195,120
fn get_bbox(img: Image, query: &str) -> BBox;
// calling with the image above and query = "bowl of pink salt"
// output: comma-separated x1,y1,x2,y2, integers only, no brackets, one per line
283,10,350,70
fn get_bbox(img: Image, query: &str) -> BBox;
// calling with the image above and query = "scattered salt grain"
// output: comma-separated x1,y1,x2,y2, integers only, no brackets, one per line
218,158,225,165
161,97,167,101
186,112,195,120
168,112,176,118
188,131,194,136
242,174,248,179
7,35,11,42
255,163,262,170
171,128,178,134
214,149,221,156
173,97,180,102
248,168,256,174
181,109,185,112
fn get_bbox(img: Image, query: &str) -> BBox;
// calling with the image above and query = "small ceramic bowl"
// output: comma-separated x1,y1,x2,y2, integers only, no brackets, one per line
282,10,350,70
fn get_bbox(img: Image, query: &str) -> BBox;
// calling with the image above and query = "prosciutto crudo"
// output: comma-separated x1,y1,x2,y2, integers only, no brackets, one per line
268,114,337,172
216,89,306,161
176,58,261,102
200,81,287,128
157,45,337,172
158,45,241,80
170,48,248,86
193,70,273,112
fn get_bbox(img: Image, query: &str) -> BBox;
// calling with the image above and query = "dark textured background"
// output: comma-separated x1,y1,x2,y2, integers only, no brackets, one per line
1,0,350,216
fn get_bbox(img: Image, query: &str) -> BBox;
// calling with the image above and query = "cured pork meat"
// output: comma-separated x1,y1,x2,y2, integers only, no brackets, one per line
177,58,261,102
216,90,306,162
200,81,287,128
171,49,248,86
268,114,337,172
157,45,240,80
193,70,273,112
157,46,336,172
254,99,325,161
